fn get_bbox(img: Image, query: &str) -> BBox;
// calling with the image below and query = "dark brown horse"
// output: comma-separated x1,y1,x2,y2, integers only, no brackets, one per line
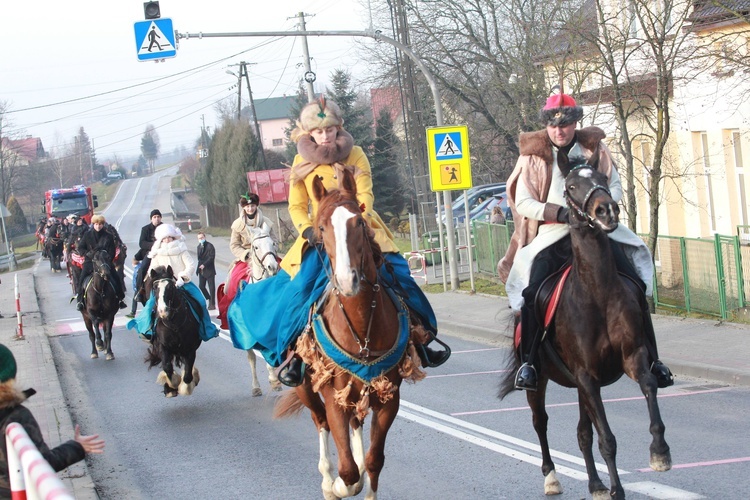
65,230,85,297
45,222,64,272
274,169,424,499
499,165,671,499
144,265,202,398
81,250,119,360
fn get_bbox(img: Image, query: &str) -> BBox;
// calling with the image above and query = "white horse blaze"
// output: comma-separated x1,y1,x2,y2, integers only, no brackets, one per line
331,206,358,293
156,282,169,318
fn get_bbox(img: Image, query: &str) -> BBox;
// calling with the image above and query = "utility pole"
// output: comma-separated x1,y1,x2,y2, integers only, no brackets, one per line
240,61,268,170
297,12,315,102
89,138,95,182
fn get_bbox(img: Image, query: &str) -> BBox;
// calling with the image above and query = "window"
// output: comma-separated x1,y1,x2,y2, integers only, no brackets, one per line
272,138,283,147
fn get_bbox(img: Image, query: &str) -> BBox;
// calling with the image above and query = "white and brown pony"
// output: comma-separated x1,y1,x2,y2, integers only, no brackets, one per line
274,169,424,499
218,226,282,396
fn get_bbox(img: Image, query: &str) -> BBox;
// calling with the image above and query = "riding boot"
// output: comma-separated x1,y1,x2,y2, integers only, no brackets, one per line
76,292,84,312
643,304,674,388
278,352,305,387
514,306,542,391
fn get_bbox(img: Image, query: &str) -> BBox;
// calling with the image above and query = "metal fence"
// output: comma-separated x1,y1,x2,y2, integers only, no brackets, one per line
468,220,750,320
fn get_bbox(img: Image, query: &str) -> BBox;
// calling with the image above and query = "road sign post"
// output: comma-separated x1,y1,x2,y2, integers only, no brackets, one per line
134,18,177,61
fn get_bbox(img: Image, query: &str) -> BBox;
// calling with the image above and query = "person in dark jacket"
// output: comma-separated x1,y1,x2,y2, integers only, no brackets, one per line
196,232,217,310
133,209,163,305
0,344,105,497
75,214,126,311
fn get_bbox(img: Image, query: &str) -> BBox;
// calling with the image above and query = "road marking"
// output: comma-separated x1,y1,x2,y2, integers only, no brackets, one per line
426,369,508,379
624,481,704,499
637,456,750,472
451,386,733,416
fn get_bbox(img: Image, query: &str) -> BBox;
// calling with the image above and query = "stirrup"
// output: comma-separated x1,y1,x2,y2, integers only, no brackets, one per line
514,363,538,391
276,351,305,387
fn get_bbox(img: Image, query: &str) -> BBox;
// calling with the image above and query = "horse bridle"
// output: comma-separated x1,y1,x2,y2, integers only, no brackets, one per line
152,277,191,330
319,212,382,359
249,233,278,282
563,165,612,229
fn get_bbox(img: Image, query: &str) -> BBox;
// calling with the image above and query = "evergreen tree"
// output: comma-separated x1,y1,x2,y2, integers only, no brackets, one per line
6,195,26,236
327,69,371,149
140,125,160,173
371,108,407,219
284,85,310,163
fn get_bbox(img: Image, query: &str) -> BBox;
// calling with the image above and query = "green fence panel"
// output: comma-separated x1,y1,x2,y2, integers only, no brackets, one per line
473,221,513,275
653,236,687,311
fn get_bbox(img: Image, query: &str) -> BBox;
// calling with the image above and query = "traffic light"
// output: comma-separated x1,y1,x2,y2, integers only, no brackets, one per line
143,1,161,20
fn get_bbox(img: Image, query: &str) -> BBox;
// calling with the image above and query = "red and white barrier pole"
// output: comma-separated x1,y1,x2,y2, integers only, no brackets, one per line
5,422,74,500
14,273,24,340
187,219,192,232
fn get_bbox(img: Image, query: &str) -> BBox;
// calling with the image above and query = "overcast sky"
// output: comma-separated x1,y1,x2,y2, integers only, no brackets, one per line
0,0,375,162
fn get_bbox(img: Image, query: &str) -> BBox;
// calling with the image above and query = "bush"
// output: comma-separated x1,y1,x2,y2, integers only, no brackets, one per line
389,217,401,233
397,220,410,237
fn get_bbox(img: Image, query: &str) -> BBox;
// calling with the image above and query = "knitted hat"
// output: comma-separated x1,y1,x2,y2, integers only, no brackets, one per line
540,93,583,127
150,209,162,218
91,214,106,224
297,97,344,132
240,193,260,207
0,344,17,383
154,223,182,242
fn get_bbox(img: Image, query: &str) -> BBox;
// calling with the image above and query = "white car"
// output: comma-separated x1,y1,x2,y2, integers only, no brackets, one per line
106,171,124,180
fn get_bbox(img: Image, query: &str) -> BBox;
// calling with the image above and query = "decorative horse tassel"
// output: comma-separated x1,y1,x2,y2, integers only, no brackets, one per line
334,380,354,408
399,343,427,382
370,375,396,404
296,331,317,362
311,357,335,393
355,387,371,421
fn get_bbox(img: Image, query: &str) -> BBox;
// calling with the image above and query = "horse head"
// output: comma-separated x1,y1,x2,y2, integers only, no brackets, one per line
248,227,279,281
149,265,178,319
564,164,619,233
312,168,381,297
92,250,113,280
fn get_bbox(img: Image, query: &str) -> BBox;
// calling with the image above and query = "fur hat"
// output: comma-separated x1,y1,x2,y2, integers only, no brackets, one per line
91,214,106,224
540,93,583,127
150,209,162,218
240,193,260,207
297,97,344,132
154,223,182,243
0,344,17,383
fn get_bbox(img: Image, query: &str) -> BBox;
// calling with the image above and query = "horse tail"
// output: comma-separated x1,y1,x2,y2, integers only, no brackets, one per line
145,343,162,369
498,347,521,400
273,389,305,419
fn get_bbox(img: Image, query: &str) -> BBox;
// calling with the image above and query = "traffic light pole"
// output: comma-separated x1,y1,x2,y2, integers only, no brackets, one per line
176,28,461,290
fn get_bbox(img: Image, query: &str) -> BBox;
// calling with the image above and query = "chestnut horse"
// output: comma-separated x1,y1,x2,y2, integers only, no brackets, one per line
499,165,671,499
274,169,424,499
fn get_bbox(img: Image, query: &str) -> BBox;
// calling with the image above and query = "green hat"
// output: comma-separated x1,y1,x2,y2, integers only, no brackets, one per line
0,344,17,382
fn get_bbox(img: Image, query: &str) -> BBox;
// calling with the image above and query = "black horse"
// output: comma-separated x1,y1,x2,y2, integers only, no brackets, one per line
499,165,671,499
45,223,64,272
144,265,202,398
81,250,119,360
65,230,85,297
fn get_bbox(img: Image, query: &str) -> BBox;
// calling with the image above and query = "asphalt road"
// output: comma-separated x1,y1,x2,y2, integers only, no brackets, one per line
37,170,750,499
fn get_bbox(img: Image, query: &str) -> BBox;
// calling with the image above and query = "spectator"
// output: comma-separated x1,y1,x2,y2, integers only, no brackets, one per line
133,209,162,305
0,344,105,497
196,232,217,310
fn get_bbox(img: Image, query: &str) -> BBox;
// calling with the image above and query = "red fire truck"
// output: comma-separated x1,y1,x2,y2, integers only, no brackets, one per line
43,185,98,224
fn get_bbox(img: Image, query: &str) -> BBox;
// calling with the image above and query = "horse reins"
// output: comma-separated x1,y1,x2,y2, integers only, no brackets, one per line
249,233,278,283
152,277,192,330
564,166,612,229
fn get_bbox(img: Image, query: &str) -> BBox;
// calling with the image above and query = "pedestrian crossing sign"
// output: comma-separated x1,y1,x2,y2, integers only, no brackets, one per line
426,125,472,191
134,18,177,61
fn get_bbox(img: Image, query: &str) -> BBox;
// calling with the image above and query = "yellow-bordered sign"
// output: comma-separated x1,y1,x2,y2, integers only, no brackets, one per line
426,125,472,191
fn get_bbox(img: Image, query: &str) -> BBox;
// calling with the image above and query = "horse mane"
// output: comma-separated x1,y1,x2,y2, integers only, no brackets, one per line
314,186,384,268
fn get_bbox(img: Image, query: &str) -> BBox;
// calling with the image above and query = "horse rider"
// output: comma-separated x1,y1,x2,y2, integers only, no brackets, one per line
74,214,127,312
227,97,450,387
104,222,128,294
497,91,674,391
133,209,163,304
127,224,218,343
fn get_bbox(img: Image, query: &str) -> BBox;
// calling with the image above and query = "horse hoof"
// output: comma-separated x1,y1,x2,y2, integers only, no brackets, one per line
333,477,359,498
543,470,562,495
90,352,98,359
106,353,115,361
650,452,672,472
252,387,263,397
592,490,610,500
273,384,283,392
165,390,178,398
96,341,105,351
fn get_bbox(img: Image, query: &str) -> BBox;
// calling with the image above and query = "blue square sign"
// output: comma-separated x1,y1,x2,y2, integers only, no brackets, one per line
134,18,177,61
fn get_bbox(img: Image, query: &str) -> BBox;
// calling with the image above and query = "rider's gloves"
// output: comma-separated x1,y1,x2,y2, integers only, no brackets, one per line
557,207,570,223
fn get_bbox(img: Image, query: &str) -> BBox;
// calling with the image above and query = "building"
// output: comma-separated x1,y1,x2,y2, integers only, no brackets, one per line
1,136,46,166
253,96,298,152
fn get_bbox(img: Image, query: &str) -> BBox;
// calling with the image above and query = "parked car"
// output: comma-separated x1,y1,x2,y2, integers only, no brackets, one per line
106,171,124,180
470,192,511,223
440,182,506,224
